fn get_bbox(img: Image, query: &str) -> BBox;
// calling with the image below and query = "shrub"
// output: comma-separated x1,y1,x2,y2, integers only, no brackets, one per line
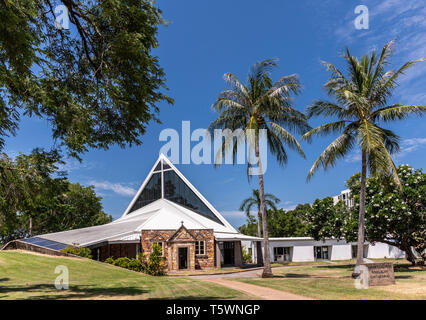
61,246,92,259
112,257,131,268
127,258,144,272
102,244,166,276
105,257,115,264
104,256,144,273
145,243,167,276
242,247,252,264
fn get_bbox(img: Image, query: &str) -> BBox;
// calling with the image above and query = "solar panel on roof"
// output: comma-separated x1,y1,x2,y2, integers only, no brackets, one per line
21,237,69,251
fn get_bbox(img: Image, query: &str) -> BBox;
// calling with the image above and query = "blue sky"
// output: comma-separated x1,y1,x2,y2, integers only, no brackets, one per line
5,0,426,228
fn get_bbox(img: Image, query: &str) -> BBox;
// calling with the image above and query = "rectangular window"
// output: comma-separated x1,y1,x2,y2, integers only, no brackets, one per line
274,247,291,262
195,240,205,255
314,246,329,260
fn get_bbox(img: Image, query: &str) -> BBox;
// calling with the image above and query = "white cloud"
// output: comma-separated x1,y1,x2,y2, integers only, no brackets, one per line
88,180,137,197
396,138,426,157
221,210,248,219
345,150,362,163
331,1,426,104
58,159,97,173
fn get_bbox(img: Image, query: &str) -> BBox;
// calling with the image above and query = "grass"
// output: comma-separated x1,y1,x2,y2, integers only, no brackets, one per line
233,259,426,300
0,251,253,300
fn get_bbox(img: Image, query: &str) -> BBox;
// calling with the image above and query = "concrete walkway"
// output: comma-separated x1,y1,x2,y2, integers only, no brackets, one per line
192,267,313,300
204,278,313,300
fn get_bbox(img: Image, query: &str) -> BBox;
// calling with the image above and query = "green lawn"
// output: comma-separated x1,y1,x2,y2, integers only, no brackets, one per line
233,259,426,300
0,251,252,300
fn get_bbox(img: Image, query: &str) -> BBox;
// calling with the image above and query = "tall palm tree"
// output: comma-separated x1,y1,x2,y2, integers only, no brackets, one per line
209,59,310,277
302,41,426,275
240,189,280,238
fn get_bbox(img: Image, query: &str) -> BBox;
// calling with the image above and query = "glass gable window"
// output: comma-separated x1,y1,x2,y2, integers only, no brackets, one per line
129,172,162,213
163,170,223,225
128,160,224,225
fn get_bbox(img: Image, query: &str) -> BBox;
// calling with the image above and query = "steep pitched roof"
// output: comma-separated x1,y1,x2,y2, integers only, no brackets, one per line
34,155,263,248
122,154,237,232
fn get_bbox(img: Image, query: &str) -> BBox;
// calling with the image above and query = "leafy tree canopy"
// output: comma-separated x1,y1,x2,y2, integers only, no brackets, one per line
239,205,310,238
0,0,173,157
0,149,111,243
305,165,425,265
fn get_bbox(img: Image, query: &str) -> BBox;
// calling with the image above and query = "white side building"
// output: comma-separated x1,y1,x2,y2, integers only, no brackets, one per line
242,238,406,263
241,188,406,263
332,189,354,207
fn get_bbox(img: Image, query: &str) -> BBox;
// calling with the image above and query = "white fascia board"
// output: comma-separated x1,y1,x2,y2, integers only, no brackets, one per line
160,154,238,233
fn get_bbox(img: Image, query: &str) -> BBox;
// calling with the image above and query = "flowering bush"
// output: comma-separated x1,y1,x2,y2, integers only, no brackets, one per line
306,165,425,265
347,165,425,265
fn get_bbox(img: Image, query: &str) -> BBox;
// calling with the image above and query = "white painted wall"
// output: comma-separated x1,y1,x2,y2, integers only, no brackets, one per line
241,238,406,263
367,242,405,259
330,243,352,260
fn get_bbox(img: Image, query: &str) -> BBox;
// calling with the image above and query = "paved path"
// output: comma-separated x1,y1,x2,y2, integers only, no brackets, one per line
190,266,288,280
192,267,313,300
204,278,313,300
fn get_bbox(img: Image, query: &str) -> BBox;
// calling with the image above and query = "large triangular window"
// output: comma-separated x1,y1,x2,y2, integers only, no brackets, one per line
128,159,224,225
129,172,161,213
163,170,222,225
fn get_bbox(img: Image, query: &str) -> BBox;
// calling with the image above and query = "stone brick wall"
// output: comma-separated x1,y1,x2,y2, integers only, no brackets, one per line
141,228,215,271
194,230,215,270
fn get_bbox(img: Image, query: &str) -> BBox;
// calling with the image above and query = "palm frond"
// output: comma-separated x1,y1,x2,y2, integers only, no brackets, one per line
371,58,425,105
368,141,402,189
307,133,354,181
301,120,348,143
371,105,426,122
269,122,306,158
306,101,346,119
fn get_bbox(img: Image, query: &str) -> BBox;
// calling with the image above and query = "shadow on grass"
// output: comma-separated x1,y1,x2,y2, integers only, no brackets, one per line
316,264,354,270
0,283,149,300
0,278,10,282
148,295,244,300
0,283,244,300
395,275,413,279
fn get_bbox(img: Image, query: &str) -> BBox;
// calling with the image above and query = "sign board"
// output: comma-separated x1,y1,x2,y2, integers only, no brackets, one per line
359,262,395,288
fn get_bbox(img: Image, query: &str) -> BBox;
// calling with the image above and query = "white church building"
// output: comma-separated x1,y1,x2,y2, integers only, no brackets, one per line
4,155,406,268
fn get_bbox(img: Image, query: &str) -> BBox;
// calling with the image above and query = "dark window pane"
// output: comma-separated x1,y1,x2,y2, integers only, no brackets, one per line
163,170,223,225
163,162,171,170
154,162,162,171
129,173,161,213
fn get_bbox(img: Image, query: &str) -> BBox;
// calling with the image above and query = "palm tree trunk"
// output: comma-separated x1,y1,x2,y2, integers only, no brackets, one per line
354,151,367,275
255,138,273,278
257,211,262,238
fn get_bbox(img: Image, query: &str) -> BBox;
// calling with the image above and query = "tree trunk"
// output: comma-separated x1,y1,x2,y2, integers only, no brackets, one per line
255,138,272,278
257,211,262,238
29,216,33,237
402,240,417,266
353,151,367,277
256,211,264,266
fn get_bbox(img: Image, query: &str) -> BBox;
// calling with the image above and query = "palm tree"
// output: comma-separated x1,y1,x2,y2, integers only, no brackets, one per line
240,189,280,238
209,59,310,277
302,41,426,275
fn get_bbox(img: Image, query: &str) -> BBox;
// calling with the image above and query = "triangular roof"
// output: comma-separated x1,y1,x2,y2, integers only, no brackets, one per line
122,154,237,232
33,155,265,248
168,224,196,242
